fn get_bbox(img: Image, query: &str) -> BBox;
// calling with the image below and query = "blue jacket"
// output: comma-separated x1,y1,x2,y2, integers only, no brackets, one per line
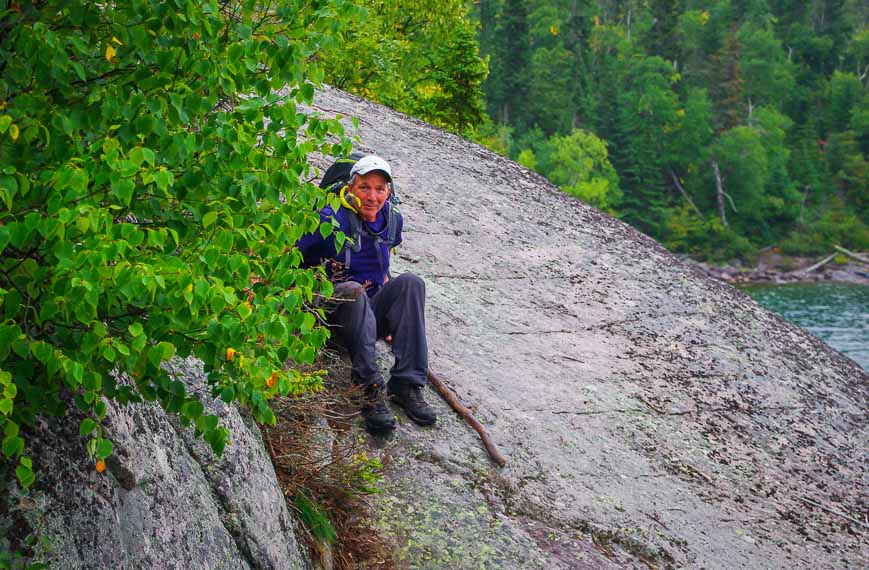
297,204,403,296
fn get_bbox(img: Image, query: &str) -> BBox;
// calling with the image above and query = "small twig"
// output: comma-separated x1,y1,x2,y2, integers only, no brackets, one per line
643,511,670,530
681,462,713,483
558,355,585,363
591,533,616,560
427,369,507,467
637,396,667,415
798,496,868,529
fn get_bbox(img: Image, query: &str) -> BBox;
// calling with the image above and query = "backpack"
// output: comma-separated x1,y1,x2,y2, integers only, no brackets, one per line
318,153,401,269
318,151,401,208
318,150,367,191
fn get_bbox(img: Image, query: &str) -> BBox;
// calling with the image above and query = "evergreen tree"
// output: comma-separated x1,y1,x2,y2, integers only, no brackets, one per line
499,0,532,125
710,29,745,131
645,0,683,63
470,0,868,259
426,25,489,132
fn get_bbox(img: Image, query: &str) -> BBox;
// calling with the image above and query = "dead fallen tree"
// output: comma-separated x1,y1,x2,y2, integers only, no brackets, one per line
792,246,868,276
799,253,838,274
833,245,868,265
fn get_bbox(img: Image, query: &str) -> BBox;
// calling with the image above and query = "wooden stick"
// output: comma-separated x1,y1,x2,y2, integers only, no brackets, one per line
427,369,508,467
833,245,869,265
798,496,868,529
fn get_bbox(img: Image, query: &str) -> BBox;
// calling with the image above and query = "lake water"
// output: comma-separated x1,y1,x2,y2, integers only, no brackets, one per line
742,283,868,371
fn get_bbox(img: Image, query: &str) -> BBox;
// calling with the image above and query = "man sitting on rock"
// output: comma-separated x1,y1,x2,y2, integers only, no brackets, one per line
297,155,436,432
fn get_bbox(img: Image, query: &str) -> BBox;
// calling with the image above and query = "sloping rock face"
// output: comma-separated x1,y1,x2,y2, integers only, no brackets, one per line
2,357,307,569
311,87,869,569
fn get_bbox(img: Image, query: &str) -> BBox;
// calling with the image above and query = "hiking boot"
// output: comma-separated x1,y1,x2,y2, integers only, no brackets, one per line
388,383,437,426
359,384,396,432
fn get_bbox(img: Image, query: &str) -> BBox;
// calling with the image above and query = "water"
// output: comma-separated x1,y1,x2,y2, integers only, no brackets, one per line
742,283,869,371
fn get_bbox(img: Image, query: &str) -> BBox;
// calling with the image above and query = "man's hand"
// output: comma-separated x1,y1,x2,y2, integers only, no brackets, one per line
385,334,393,344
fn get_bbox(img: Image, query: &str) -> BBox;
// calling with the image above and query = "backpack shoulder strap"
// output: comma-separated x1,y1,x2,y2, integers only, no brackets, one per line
344,208,363,254
385,202,399,245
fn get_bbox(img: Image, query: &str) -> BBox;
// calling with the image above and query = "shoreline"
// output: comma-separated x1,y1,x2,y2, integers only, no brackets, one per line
684,251,869,286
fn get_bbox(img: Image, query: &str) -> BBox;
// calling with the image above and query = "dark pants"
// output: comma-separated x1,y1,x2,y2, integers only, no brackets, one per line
329,273,429,388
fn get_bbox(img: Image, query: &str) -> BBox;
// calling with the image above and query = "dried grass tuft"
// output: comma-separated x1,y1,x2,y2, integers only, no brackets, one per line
262,350,396,569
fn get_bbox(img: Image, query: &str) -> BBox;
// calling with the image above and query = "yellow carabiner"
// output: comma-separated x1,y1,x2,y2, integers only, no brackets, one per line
339,186,361,214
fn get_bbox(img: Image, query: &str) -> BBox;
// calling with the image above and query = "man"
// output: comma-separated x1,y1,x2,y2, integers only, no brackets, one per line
297,155,436,432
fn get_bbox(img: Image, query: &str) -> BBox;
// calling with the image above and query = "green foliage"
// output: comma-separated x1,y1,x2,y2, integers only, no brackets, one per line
293,493,338,544
779,205,869,256
416,25,488,133
737,24,797,109
294,492,338,545
847,91,869,153
0,536,48,570
320,0,488,133
669,88,715,169
611,55,683,233
710,126,769,226
544,129,621,212
0,0,354,488
488,0,531,125
469,119,513,156
526,45,575,134
516,149,538,170
662,205,756,261
826,130,868,215
829,71,864,132
473,0,867,260
346,451,384,495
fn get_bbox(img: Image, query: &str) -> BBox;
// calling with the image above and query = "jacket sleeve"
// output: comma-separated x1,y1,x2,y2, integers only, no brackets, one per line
297,208,339,267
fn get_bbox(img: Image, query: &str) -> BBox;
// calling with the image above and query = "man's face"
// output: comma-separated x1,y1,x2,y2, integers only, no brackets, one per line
349,171,390,222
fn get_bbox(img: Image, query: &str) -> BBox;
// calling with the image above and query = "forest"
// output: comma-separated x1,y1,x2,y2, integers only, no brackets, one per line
323,0,868,262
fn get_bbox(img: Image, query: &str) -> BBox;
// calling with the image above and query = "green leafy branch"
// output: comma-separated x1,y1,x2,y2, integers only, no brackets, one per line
0,0,356,489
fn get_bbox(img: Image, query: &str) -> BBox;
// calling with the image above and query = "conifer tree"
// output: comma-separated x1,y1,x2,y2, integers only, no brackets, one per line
499,0,531,125
646,0,683,64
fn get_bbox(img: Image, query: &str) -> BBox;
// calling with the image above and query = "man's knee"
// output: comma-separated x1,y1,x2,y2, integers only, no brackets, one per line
333,280,368,301
392,272,425,294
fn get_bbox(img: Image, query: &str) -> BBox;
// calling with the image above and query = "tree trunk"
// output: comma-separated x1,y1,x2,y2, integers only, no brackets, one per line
799,185,810,225
711,160,728,228
668,167,703,217
626,2,632,42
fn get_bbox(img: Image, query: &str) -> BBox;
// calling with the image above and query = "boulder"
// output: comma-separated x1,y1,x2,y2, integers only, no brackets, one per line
1,357,308,570
309,86,868,569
